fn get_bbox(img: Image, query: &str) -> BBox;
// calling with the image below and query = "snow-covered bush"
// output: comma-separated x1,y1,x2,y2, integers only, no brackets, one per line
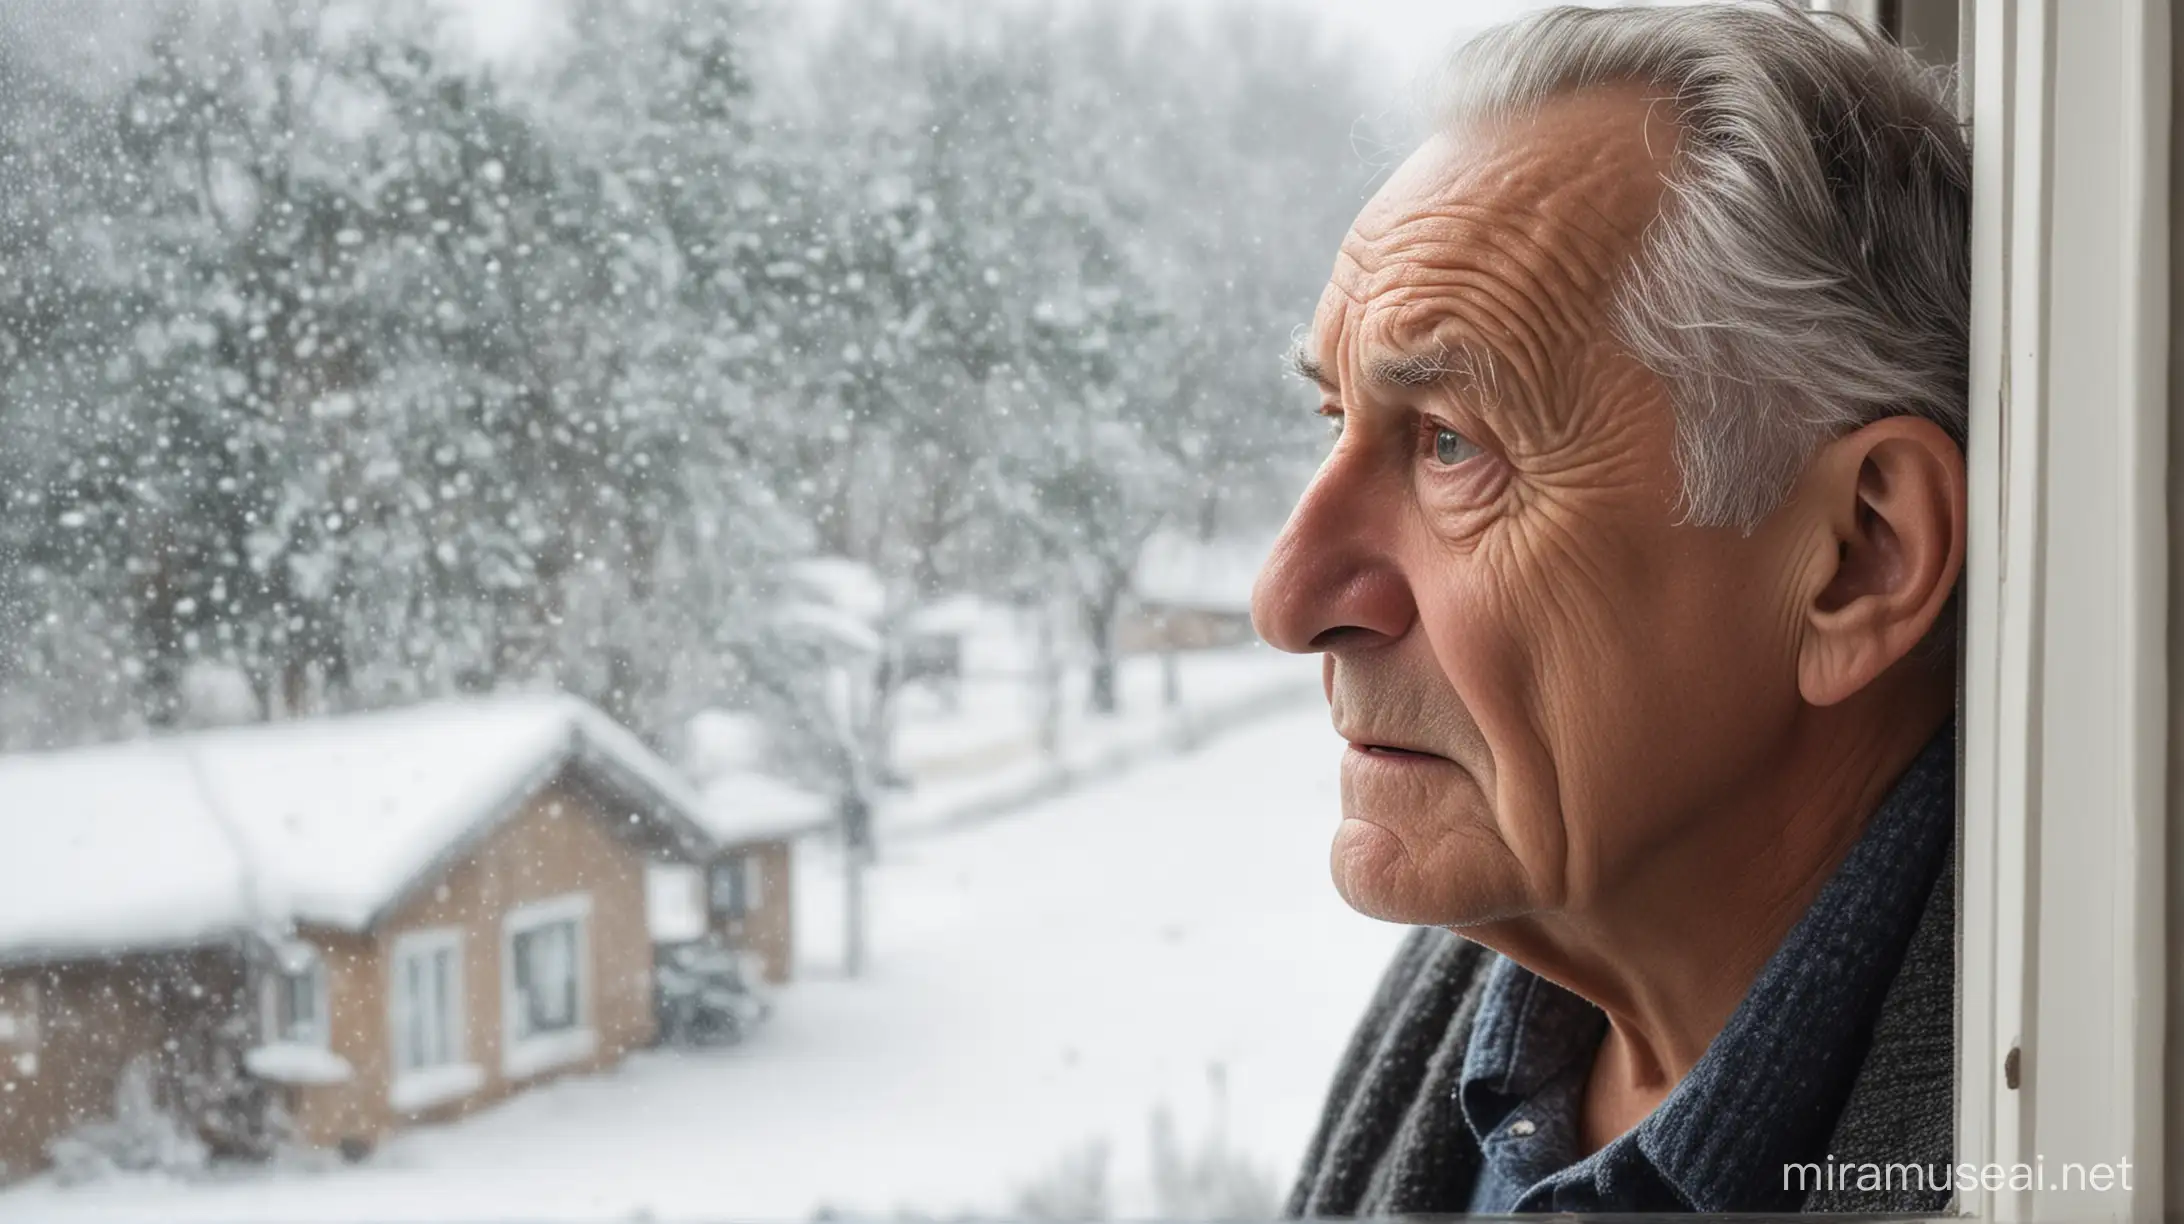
654,937,772,1048
1008,1087,1282,1222
177,1010,285,1163
1145,1101,1281,1221
1009,1136,1111,1221
45,1055,209,1185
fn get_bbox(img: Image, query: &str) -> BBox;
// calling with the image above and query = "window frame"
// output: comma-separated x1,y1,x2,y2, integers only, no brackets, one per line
1957,1,2170,1218
387,926,477,1112
499,892,597,1080
262,944,330,1048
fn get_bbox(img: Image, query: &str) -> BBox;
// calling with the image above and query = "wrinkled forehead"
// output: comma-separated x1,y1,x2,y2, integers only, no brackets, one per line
1312,85,1678,387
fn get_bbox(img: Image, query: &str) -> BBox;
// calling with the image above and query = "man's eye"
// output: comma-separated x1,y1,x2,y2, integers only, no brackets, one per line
1433,426,1482,466
1322,409,1344,441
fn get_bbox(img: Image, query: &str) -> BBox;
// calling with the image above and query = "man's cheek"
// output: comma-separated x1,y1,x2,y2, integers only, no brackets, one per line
1425,529,1593,740
1489,516,1656,726
1438,526,1636,884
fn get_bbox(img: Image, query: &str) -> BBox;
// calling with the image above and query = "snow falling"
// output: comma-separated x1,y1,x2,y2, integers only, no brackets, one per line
0,0,1401,1217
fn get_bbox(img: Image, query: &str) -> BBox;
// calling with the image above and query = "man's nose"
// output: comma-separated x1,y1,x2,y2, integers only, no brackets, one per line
1251,453,1416,653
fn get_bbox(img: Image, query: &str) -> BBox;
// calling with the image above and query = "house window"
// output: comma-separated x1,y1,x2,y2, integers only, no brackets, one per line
709,855,764,920
501,894,595,1079
265,943,329,1046
390,929,463,1073
0,981,40,1079
387,928,480,1112
511,919,579,1037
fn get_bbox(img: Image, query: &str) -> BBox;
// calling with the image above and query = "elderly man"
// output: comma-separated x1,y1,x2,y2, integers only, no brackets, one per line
1254,4,1968,1216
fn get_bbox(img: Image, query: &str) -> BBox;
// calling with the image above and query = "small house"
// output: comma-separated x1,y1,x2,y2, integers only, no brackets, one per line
659,711,835,986
0,695,715,1181
690,771,834,984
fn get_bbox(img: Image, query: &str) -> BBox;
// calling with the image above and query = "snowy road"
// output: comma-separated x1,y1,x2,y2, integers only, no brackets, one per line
1,700,1410,1222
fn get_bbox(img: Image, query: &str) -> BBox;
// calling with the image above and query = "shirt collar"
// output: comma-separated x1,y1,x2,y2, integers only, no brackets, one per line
1455,721,1959,1212
1459,952,1608,1196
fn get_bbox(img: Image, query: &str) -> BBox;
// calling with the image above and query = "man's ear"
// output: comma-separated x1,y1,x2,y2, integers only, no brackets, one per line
1795,416,1967,708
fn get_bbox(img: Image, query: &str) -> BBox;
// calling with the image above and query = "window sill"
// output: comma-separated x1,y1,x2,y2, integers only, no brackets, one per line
503,1027,596,1080
245,1041,353,1086
389,1062,485,1113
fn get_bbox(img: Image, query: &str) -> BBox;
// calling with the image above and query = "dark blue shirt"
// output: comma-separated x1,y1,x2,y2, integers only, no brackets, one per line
1459,726,1957,1213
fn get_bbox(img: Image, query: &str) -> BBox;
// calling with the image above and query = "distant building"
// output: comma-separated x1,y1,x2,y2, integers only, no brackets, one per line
691,772,834,984
658,708,834,986
898,595,983,689
1119,529,1275,654
0,696,717,1180
897,594,1041,691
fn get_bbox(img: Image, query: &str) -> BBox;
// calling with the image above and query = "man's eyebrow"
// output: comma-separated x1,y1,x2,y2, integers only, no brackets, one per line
1285,340,1335,390
1283,336,1502,401
1366,342,1501,398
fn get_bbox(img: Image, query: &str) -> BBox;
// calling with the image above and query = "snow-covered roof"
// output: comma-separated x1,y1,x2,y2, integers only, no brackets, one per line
772,599,884,656
0,694,716,963
904,593,989,637
784,556,887,623
0,748,255,963
683,708,773,780
1132,529,1276,614
698,770,835,846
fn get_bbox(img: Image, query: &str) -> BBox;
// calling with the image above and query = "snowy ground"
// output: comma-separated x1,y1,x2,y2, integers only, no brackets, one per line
881,645,1322,837
887,617,1310,790
0,693,1409,1223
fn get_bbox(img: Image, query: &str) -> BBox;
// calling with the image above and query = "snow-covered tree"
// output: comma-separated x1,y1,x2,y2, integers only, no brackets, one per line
0,0,1372,762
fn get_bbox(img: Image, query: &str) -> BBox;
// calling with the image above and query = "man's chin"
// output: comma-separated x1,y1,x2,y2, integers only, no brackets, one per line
1330,816,1452,924
1329,816,1526,926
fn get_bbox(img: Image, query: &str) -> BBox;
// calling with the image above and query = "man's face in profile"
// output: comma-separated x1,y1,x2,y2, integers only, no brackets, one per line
1253,87,1833,931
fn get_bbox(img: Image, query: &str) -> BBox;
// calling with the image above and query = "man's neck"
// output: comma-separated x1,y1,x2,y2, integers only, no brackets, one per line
1456,686,1954,1150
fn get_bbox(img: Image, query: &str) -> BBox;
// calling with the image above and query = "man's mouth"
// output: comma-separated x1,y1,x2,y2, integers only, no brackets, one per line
1347,741,1447,762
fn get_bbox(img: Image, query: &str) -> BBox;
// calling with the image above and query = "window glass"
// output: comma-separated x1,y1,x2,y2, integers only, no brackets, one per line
273,962,325,1045
512,919,581,1038
710,860,748,920
0,0,1554,1218
394,937,462,1073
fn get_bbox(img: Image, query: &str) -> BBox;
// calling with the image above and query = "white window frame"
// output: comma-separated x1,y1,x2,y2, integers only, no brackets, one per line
1958,2,2169,1219
387,927,479,1113
261,944,331,1048
500,892,596,1080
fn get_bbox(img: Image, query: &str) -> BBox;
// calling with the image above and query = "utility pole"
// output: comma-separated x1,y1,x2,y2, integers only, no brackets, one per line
840,790,870,978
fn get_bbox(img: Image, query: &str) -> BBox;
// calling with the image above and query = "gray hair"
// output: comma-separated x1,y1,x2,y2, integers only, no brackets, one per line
1438,2,1971,530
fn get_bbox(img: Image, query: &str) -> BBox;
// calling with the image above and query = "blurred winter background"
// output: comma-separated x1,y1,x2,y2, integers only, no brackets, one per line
0,0,1552,1219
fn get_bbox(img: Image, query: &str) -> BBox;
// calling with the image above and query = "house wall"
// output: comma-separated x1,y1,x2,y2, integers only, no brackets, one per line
282,925,381,1151
285,775,660,1152
709,840,795,984
0,947,249,1183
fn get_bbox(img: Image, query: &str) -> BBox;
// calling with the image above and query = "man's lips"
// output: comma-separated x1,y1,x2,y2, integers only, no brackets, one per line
1344,740,1452,763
